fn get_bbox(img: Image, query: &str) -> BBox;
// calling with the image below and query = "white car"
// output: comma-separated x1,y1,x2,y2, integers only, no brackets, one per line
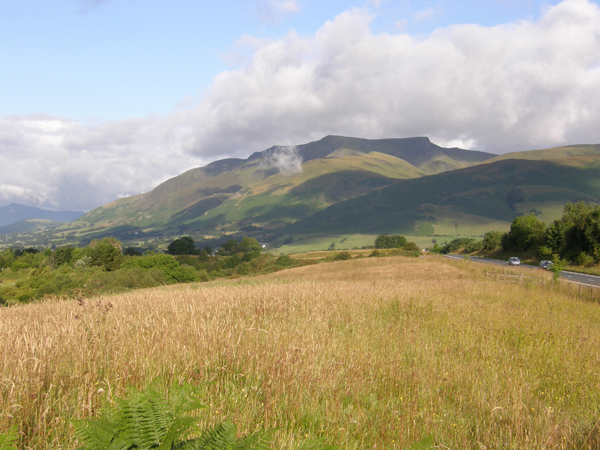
508,257,521,266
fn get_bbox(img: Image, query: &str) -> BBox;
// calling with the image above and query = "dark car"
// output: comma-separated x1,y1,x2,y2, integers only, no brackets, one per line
539,260,553,270
508,257,521,266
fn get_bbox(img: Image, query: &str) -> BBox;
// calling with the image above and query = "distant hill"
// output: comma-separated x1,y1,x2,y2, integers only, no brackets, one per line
0,219,64,235
485,144,600,163
66,135,495,236
0,203,84,228
284,154,600,236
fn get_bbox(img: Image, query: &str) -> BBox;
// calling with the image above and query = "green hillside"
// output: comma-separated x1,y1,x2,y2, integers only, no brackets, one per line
0,219,64,235
285,155,600,236
485,144,600,163
177,152,427,230
64,136,492,237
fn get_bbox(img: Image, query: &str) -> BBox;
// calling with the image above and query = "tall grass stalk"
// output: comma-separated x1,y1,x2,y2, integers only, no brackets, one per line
1,257,599,449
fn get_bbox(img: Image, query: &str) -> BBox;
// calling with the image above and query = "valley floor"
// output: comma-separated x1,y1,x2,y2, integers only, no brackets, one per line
1,256,600,449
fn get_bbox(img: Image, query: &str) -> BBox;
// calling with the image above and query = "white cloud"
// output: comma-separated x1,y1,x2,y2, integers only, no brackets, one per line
183,0,600,157
263,145,303,175
0,115,205,210
2,0,600,211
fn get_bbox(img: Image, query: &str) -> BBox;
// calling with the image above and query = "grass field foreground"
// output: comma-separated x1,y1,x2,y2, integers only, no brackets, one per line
1,256,600,449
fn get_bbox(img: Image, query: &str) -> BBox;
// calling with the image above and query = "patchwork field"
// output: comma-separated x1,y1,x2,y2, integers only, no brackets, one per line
1,256,600,449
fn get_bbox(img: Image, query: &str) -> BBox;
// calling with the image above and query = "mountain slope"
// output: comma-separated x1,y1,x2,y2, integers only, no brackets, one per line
68,136,493,235
170,151,428,230
485,144,600,164
0,219,64,235
285,155,600,236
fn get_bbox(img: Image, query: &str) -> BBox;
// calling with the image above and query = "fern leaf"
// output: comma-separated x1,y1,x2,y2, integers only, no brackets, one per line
139,391,173,448
0,427,18,450
73,381,205,450
72,418,117,450
190,422,238,450
235,429,275,450
403,435,435,450
171,383,205,416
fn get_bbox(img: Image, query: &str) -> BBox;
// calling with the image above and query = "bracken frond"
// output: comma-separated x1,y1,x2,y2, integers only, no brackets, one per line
0,427,18,450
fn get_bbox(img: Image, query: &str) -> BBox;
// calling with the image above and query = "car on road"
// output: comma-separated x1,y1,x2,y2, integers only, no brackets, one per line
508,257,521,266
539,260,554,270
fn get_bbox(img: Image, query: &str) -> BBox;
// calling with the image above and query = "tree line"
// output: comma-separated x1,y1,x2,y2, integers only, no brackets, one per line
436,202,600,266
0,236,307,306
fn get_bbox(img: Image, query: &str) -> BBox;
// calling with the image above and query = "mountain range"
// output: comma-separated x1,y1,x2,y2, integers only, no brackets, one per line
60,136,495,237
7,136,600,246
0,203,84,234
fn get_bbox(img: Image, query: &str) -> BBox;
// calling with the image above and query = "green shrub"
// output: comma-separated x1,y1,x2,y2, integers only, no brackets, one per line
89,238,124,271
440,238,476,254
236,262,251,275
465,240,483,253
275,255,294,267
482,231,504,251
175,255,205,270
121,254,198,284
52,246,75,267
10,260,30,271
333,251,352,261
197,270,210,282
375,235,407,249
538,245,552,258
575,252,595,267
369,250,382,257
404,242,420,251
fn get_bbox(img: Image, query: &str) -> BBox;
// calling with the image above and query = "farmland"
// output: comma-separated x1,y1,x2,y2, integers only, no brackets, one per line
1,256,600,449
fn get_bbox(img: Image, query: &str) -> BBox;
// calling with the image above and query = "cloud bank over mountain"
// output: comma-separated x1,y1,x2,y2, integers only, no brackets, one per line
2,0,599,210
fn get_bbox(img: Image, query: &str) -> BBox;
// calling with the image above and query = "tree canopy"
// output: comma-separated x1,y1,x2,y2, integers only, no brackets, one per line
374,235,407,249
167,236,198,255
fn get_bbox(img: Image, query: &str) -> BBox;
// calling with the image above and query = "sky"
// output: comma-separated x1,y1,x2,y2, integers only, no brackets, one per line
1,0,600,211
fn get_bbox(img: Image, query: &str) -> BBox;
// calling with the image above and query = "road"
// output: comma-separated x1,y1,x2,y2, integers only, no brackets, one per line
444,255,600,287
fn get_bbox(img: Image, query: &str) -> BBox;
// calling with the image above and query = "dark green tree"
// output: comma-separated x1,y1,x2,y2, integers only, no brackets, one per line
561,202,600,262
501,214,546,252
217,240,239,256
124,247,143,256
239,237,262,261
167,236,198,255
546,219,568,253
374,235,407,249
482,231,504,251
217,238,262,260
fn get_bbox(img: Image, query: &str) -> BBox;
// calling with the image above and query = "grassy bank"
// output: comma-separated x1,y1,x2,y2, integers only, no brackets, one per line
1,256,599,449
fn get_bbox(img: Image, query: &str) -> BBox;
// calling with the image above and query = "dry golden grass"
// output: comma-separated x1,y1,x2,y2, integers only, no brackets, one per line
1,256,600,449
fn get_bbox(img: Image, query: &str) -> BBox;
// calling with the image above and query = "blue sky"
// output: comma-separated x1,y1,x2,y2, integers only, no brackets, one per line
1,0,578,121
1,0,600,210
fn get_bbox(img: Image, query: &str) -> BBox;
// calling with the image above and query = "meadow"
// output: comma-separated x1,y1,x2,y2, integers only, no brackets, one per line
1,256,600,449
270,234,477,254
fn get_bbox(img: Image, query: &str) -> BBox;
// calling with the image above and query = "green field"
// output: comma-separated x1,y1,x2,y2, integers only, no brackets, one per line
269,234,484,254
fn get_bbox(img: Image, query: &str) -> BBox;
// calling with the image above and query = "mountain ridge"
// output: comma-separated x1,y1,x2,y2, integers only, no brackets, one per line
67,135,496,235
0,203,84,229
